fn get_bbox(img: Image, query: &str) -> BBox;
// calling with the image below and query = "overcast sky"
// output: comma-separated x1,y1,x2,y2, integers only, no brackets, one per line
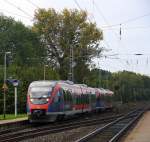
0,0,150,75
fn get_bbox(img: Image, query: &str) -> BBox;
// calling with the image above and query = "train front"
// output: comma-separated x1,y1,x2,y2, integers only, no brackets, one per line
27,81,55,122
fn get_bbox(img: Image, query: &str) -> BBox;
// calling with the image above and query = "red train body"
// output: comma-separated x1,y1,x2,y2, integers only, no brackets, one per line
27,80,113,122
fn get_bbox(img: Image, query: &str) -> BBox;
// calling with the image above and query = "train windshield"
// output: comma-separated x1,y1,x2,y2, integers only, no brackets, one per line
30,87,52,98
29,87,52,104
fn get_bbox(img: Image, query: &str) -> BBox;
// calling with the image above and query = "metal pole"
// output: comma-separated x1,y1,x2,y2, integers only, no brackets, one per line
3,52,11,119
15,87,17,117
3,53,6,119
72,45,74,82
44,65,45,80
69,45,74,81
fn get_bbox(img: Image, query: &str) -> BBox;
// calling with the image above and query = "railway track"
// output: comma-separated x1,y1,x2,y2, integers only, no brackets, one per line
0,114,123,142
75,108,146,142
0,111,115,135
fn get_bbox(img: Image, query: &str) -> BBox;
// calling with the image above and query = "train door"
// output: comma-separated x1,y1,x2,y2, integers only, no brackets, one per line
53,89,63,112
96,93,101,108
90,93,96,110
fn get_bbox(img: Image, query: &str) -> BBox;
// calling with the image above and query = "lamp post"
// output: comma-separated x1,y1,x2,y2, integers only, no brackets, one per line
12,80,19,117
44,65,48,80
3,51,11,119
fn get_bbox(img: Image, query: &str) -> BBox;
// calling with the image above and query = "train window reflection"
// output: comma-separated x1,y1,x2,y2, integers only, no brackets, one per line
30,87,52,99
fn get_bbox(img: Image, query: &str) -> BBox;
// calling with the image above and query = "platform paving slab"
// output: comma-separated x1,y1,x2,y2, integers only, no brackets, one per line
0,117,27,124
123,111,150,142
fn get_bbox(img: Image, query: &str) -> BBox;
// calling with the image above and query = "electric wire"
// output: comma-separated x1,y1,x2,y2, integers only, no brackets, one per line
26,0,40,9
102,25,150,31
102,12,150,28
90,0,111,48
0,8,32,19
4,0,33,19
93,0,120,40
74,0,111,49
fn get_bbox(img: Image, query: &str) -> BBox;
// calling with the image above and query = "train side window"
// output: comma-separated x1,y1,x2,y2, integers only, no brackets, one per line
72,94,76,104
83,95,85,104
63,90,67,102
86,94,89,104
78,95,80,104
66,90,70,103
76,95,79,104
69,91,73,103
64,90,72,104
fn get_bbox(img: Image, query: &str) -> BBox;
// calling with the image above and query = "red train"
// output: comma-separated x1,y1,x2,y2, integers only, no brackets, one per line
27,80,114,122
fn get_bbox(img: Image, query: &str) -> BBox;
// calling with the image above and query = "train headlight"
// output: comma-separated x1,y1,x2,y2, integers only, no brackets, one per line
46,98,49,102
30,98,34,102
43,95,47,98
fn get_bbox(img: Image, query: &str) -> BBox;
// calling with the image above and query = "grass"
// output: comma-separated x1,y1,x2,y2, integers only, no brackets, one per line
0,114,27,120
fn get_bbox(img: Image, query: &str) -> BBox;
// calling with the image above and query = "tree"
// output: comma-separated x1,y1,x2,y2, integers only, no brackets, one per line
33,8,103,81
0,15,44,66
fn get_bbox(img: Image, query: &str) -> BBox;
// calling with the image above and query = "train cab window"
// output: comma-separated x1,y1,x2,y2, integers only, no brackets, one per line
29,87,52,104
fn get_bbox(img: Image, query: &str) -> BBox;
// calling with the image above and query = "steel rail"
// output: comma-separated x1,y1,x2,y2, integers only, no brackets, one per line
0,113,121,135
75,108,145,142
108,108,146,142
0,114,123,142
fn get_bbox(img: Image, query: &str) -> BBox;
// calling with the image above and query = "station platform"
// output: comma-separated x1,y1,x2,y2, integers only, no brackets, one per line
123,111,150,142
0,117,27,125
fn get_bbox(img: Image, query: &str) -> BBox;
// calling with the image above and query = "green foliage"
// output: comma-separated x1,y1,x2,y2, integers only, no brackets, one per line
86,69,150,103
0,114,27,120
33,8,103,81
0,65,59,114
0,15,44,66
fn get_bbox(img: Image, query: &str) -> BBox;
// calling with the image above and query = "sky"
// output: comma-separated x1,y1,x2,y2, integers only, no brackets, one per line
0,0,150,75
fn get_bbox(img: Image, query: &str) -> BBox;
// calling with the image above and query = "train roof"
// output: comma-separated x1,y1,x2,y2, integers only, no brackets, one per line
29,80,74,88
29,80,58,88
29,80,113,95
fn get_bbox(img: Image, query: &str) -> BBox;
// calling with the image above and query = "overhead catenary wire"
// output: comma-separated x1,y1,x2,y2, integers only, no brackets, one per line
102,25,150,30
101,12,150,28
92,0,128,65
0,8,32,19
4,0,33,19
74,0,91,22
76,0,150,75
93,0,121,40
74,0,111,49
26,0,40,9
90,0,111,49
